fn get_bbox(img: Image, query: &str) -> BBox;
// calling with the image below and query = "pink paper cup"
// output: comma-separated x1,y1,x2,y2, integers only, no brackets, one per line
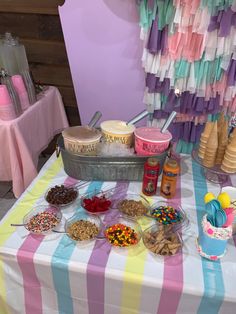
0,85,12,106
12,75,27,94
0,104,17,120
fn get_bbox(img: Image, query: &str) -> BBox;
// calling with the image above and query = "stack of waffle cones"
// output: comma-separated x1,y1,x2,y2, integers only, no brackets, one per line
198,121,214,159
221,134,236,173
197,112,236,173
202,122,218,168
215,119,228,165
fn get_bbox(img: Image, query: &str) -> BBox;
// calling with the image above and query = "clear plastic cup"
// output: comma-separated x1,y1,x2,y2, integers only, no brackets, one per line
12,74,30,110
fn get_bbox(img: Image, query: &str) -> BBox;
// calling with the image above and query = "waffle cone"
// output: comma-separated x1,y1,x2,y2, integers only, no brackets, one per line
198,152,205,159
219,119,228,144
203,160,215,168
217,112,225,135
226,145,236,154
222,158,236,167
199,142,206,148
224,154,236,162
225,150,236,159
230,133,236,146
203,121,214,137
202,147,216,167
221,163,236,173
200,137,208,144
206,122,218,150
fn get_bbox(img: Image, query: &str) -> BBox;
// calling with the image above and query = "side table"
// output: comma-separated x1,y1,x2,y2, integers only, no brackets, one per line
0,86,69,197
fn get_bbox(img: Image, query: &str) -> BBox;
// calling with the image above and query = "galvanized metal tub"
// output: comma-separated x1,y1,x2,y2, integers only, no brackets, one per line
57,135,170,181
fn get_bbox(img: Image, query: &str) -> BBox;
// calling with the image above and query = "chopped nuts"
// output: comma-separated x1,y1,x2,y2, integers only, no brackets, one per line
67,220,99,241
118,199,147,217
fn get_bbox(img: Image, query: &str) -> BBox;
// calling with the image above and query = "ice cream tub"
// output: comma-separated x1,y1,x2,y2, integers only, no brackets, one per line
100,120,135,146
134,127,172,155
62,126,102,156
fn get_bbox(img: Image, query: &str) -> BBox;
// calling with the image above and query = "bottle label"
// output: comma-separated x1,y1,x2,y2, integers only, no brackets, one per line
161,182,172,197
144,179,156,194
163,171,177,177
146,169,158,176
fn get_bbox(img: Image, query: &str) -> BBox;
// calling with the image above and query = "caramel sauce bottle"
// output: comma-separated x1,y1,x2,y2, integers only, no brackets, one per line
160,159,179,199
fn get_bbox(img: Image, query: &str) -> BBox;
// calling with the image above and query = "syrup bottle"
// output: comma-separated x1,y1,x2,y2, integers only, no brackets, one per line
160,159,179,199
142,158,159,196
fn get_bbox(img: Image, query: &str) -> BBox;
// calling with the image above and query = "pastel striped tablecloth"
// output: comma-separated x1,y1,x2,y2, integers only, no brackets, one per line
0,153,236,314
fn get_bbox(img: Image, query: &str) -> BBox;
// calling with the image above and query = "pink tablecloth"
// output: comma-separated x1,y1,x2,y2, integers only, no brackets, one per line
0,86,69,197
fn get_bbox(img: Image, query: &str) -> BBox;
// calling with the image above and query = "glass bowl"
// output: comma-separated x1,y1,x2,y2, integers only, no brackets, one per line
146,201,189,232
80,188,114,215
65,211,102,243
23,205,62,235
45,184,79,208
143,223,183,257
116,193,150,219
103,215,142,248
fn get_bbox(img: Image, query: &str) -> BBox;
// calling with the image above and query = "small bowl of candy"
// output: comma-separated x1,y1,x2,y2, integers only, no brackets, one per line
23,205,62,235
45,184,79,208
146,201,189,232
116,193,150,219
65,212,102,243
103,215,142,248
143,224,183,257
80,188,114,215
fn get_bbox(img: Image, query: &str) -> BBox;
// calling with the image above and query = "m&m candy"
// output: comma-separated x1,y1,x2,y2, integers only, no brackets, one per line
150,205,182,225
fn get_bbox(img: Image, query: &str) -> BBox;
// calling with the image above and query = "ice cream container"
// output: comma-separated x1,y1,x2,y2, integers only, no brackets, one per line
62,111,102,156
62,126,102,156
134,127,172,155
100,120,135,146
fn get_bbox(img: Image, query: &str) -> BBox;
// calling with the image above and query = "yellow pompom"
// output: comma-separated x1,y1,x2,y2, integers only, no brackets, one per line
217,192,231,209
204,192,215,204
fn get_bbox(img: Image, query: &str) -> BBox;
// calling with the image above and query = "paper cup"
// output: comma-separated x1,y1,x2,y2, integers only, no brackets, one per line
12,75,30,110
0,104,17,120
197,215,232,260
0,85,12,106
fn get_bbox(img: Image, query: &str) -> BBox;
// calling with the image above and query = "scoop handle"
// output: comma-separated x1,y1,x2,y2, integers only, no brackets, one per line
127,110,149,125
11,223,27,227
161,111,177,133
87,111,102,127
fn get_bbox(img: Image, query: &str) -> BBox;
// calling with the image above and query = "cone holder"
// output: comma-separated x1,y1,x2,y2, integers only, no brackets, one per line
192,148,234,184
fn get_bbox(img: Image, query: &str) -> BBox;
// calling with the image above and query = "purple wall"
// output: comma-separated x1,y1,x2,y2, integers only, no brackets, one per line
59,0,145,125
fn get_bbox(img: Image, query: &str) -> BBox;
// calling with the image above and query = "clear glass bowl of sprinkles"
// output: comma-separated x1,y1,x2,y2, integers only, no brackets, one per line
103,215,142,248
23,205,62,235
146,201,189,232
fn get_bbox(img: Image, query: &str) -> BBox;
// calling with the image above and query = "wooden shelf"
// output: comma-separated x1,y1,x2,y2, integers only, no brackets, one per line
0,0,65,15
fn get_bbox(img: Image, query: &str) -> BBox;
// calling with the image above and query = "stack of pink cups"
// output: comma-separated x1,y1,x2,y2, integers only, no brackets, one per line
0,85,17,121
12,75,30,111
